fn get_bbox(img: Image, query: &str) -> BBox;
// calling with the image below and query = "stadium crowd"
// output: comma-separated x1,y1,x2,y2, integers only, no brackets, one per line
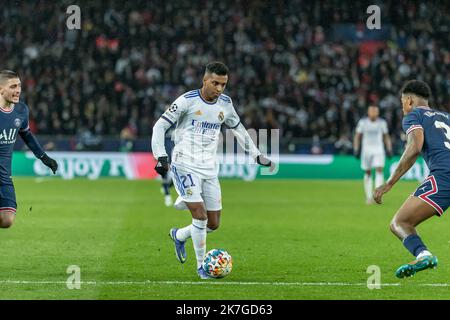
1,0,449,153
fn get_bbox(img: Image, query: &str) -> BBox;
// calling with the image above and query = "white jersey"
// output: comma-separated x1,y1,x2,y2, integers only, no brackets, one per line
356,117,388,154
160,89,241,177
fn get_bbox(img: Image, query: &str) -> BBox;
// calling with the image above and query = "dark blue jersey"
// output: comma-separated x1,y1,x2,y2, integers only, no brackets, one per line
402,107,450,175
0,102,30,183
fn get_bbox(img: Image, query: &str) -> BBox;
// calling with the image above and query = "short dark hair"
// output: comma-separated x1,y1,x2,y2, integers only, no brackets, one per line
401,80,431,100
0,70,19,84
205,62,228,76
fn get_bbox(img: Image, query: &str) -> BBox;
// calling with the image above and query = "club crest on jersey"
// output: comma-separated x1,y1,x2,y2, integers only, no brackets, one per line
168,104,178,113
218,111,224,122
195,110,203,116
14,118,21,127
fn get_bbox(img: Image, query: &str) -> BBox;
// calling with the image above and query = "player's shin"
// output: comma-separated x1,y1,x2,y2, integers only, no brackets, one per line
191,219,207,269
162,183,171,195
375,171,384,188
364,173,373,201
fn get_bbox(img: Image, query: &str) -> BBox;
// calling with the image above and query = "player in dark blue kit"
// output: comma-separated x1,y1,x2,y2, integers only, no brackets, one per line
0,70,58,228
374,80,450,278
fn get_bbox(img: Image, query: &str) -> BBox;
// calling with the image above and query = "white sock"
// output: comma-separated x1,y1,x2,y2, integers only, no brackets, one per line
417,250,432,259
375,171,384,188
176,225,192,242
176,225,214,242
191,219,207,269
364,173,373,201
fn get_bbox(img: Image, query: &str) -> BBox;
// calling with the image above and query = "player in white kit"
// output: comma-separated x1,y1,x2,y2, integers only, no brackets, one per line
151,62,275,278
353,105,393,204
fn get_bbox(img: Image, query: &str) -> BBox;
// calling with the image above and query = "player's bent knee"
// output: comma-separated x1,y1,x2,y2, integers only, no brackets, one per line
0,212,15,228
207,222,220,231
392,212,413,227
389,220,398,235
207,210,221,230
0,220,13,228
390,216,412,237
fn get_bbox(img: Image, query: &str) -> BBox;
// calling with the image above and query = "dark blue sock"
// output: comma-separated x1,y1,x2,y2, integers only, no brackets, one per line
162,183,170,195
403,234,427,257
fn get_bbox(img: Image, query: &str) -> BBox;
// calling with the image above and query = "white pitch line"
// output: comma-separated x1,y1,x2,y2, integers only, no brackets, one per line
0,280,402,287
3,280,450,288
419,283,450,287
1,280,449,287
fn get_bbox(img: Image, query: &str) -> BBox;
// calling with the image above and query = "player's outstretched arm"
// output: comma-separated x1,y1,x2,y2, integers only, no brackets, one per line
151,118,171,176
19,129,58,174
231,123,275,171
373,129,424,204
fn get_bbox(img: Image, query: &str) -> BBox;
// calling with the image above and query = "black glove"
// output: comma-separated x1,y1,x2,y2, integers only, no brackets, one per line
354,149,361,159
154,156,169,176
256,155,272,167
40,153,58,174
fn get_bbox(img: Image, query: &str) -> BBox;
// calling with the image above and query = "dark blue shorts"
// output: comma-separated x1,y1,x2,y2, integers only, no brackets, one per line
413,175,450,216
0,183,17,214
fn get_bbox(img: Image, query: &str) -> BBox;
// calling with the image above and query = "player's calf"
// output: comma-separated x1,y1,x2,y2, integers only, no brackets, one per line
0,211,15,228
206,210,221,232
390,216,429,257
187,203,208,221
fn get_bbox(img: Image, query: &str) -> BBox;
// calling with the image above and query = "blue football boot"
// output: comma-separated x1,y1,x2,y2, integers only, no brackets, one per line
395,255,438,278
197,267,212,279
169,228,186,263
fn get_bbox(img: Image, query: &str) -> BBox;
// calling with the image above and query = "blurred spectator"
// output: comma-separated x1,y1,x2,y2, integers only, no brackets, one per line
43,141,57,151
310,135,323,155
119,120,138,152
334,133,354,155
76,126,102,151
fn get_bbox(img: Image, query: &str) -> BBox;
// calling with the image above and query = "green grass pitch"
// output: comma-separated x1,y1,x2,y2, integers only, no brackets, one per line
1,177,449,300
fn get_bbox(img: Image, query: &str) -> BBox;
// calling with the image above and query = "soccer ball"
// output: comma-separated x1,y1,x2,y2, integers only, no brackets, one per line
202,249,233,278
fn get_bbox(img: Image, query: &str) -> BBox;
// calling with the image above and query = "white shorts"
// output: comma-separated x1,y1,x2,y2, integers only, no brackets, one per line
170,163,222,211
361,151,385,170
